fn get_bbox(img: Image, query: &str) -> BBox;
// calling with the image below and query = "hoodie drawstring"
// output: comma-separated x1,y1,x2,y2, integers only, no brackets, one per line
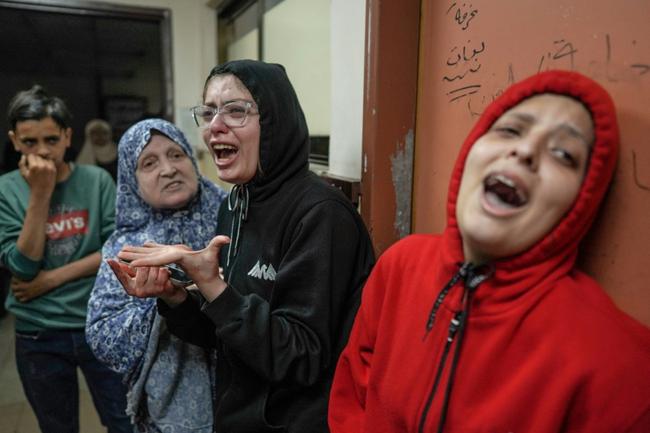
226,184,249,267
424,262,473,337
419,262,494,433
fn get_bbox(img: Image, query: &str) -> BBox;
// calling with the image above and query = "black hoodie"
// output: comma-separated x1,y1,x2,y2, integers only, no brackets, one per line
160,60,375,433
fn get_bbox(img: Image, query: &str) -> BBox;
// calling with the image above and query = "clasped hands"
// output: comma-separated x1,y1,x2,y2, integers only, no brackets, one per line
108,235,231,306
10,270,58,303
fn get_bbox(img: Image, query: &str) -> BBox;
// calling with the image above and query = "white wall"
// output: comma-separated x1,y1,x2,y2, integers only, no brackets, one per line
262,0,366,179
329,0,366,179
263,0,331,136
228,29,259,61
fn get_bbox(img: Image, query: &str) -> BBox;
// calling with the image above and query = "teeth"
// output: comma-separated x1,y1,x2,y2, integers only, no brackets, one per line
484,173,528,206
494,174,514,188
212,144,237,151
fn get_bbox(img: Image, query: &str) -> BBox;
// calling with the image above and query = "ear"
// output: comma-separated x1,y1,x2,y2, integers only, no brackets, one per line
63,127,73,148
8,130,19,152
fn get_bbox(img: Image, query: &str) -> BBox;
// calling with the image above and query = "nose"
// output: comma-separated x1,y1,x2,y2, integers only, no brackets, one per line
35,142,50,158
208,111,230,134
159,158,178,177
508,133,544,171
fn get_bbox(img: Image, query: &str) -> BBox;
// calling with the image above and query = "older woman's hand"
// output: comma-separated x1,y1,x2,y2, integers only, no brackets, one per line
106,258,188,306
116,235,231,302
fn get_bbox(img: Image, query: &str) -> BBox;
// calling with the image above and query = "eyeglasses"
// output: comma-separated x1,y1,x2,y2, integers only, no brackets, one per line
190,101,258,128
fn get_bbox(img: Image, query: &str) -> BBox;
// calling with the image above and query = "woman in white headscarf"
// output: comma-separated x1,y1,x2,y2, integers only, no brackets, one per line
77,119,118,180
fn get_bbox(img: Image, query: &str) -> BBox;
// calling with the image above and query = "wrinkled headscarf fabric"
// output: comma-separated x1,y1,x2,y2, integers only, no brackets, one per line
112,118,226,237
86,118,227,432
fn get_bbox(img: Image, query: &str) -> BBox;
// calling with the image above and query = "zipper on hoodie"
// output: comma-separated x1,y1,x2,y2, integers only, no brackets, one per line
418,262,493,433
226,184,249,267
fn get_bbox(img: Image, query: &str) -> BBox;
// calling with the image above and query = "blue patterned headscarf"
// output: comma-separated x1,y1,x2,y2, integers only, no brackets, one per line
86,118,227,432
112,118,225,242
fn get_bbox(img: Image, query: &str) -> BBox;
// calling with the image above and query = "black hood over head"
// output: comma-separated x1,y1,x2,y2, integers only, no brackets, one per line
209,60,311,201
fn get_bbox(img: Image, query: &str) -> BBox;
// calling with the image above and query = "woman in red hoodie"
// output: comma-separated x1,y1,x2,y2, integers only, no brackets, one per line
328,70,650,433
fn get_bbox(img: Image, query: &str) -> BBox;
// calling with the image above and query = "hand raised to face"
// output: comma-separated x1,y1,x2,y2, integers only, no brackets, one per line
19,154,57,197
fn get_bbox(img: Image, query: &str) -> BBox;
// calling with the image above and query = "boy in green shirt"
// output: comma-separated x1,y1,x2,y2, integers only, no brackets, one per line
0,85,131,433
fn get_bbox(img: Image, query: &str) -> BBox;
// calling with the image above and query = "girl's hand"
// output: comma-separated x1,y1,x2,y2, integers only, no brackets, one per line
116,235,231,302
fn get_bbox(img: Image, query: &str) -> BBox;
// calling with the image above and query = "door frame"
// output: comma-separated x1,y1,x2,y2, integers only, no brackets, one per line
361,0,421,254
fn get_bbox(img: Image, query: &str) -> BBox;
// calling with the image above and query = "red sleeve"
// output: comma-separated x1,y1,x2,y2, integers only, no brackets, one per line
624,408,650,433
328,256,387,433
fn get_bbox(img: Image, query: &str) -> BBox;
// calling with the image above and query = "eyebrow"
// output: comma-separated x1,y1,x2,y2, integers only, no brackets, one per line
204,98,248,106
504,113,592,147
137,153,157,162
18,133,61,141
138,142,183,159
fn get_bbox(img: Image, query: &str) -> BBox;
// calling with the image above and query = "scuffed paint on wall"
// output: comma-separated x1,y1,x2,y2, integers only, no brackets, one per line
390,129,414,238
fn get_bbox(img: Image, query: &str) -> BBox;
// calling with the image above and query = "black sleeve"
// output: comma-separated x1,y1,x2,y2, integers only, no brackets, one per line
201,200,374,386
157,291,217,348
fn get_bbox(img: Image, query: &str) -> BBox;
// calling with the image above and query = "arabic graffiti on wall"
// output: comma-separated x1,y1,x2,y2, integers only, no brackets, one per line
441,2,650,119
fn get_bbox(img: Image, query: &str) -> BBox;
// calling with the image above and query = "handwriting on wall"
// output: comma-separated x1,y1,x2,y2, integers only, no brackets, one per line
443,2,484,103
632,151,650,192
440,2,650,119
446,1,477,30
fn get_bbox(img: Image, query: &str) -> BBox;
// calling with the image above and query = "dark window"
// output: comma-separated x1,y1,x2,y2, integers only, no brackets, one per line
0,0,172,164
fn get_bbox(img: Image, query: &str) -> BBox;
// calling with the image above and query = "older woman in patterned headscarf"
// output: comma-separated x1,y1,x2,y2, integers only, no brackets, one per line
86,118,227,432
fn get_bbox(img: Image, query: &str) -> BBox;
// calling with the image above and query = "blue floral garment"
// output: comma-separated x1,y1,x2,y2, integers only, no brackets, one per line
85,119,227,432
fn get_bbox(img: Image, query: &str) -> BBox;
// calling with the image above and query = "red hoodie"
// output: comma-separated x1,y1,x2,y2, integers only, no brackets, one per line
329,71,650,433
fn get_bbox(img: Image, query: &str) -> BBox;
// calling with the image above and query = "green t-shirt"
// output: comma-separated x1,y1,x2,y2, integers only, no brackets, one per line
0,164,115,331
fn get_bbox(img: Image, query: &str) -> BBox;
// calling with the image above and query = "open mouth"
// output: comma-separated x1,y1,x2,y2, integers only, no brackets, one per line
212,144,238,160
483,173,528,208
163,180,183,191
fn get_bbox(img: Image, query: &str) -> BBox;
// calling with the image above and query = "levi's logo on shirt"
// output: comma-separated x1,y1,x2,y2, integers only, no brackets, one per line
45,210,89,240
